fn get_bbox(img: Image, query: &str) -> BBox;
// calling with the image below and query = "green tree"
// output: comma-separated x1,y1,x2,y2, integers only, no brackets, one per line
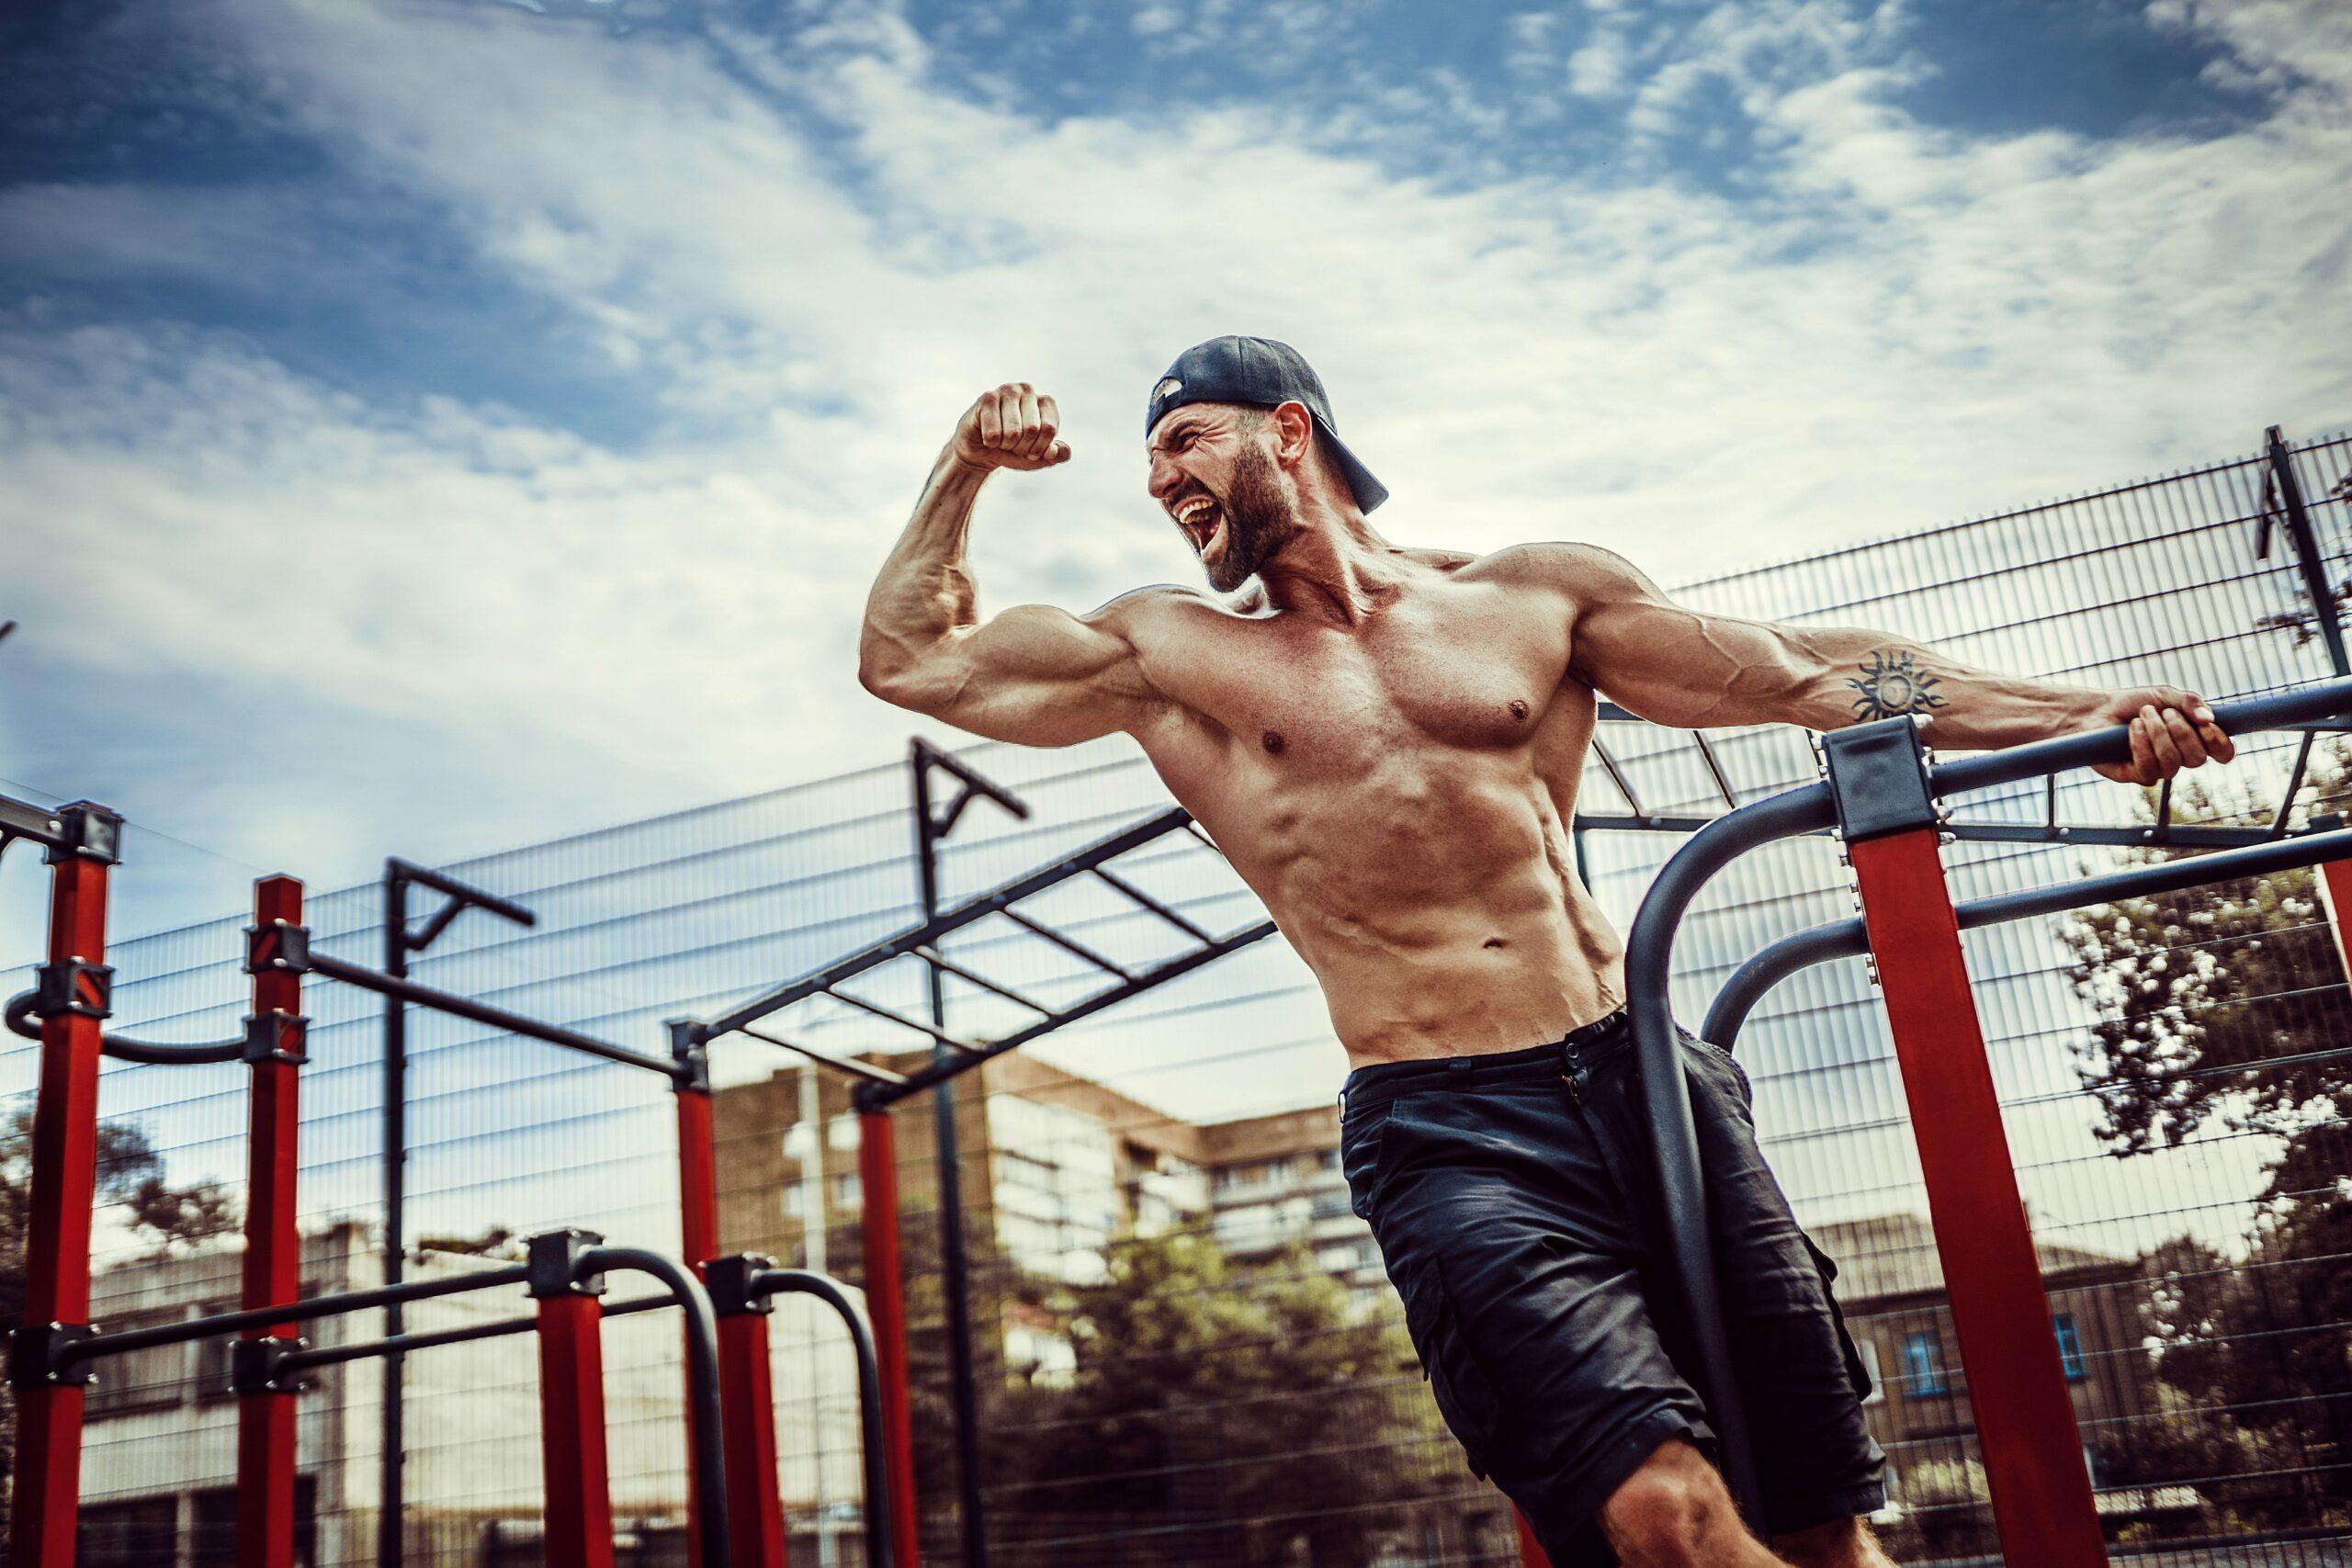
0,1105,243,1539
2061,761,2352,1529
985,1231,1453,1568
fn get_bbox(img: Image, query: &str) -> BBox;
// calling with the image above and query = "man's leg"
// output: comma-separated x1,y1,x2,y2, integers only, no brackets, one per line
1770,1517,1896,1568
1599,1439,1785,1568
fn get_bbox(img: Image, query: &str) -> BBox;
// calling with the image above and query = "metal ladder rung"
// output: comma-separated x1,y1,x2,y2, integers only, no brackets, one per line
1090,866,1214,944
737,1024,907,1086
912,945,1055,1017
820,986,987,1054
1001,908,1133,982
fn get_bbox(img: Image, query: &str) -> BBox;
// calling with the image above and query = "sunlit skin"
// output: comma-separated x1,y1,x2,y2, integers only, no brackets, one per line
858,381,2235,1567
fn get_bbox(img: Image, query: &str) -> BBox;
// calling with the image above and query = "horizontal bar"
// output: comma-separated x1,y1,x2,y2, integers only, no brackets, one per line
387,859,537,929
5,991,247,1064
0,794,66,849
911,946,1054,1017
822,987,985,1053
280,1292,678,1371
306,952,680,1081
866,919,1279,1108
1703,821,2352,1048
1933,679,2352,801
67,1265,531,1362
1000,908,1132,980
737,1024,908,1086
695,807,1197,1043
1091,866,1215,943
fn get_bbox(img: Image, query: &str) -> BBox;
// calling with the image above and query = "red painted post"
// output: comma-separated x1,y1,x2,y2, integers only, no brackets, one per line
8,805,118,1568
239,874,307,1568
711,1271,788,1568
677,1078,720,1568
1513,1508,1553,1568
859,1106,922,1568
538,1291,618,1568
2314,856,2352,974
1848,829,2108,1567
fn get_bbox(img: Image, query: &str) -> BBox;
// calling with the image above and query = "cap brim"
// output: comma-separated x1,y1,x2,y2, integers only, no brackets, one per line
1312,413,1387,513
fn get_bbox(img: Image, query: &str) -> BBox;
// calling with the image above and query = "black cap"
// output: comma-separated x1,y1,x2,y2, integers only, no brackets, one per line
1145,336,1387,513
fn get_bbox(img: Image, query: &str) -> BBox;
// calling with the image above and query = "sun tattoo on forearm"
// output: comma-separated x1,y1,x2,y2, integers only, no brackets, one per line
1849,649,1948,721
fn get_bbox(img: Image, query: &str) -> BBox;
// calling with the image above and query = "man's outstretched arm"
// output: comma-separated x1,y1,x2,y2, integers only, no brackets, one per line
1546,544,2233,784
860,383,1164,747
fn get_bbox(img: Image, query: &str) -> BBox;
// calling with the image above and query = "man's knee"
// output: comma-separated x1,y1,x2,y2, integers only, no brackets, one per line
1600,1438,1762,1566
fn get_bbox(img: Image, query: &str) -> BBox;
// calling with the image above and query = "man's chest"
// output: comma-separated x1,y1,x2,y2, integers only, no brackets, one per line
1146,588,1575,765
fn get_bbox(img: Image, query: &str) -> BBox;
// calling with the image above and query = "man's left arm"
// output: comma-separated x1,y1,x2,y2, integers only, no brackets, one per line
1544,544,2233,784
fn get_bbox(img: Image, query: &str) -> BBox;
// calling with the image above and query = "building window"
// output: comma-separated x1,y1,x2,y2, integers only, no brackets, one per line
780,1180,808,1218
86,1311,187,1416
78,1498,176,1568
2053,1313,2086,1382
830,1172,863,1209
828,1112,863,1151
1903,1329,1948,1396
191,1301,240,1404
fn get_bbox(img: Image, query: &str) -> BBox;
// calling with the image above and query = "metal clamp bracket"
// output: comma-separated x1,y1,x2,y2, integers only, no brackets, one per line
526,1228,607,1300
7,1323,97,1389
245,920,311,976
49,803,124,868
34,960,113,1023
243,1011,310,1066
668,1020,712,1094
703,1253,777,1317
1820,717,1939,842
228,1336,310,1395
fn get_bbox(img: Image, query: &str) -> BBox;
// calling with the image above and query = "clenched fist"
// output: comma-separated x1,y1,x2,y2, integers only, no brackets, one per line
950,383,1071,473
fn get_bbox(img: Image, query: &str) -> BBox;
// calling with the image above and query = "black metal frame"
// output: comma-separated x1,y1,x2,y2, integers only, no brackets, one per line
1620,676,2352,1521
378,858,537,1568
6,1233,732,1568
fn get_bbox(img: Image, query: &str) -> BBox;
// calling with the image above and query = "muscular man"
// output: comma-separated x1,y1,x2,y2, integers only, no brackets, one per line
857,336,2233,1568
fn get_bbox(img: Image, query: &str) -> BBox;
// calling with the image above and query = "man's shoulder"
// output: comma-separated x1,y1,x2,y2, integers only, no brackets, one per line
1082,583,1234,637
1455,541,1646,598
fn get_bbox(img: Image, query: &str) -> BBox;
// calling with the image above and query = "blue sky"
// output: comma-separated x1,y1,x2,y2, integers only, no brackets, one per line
2,0,2348,931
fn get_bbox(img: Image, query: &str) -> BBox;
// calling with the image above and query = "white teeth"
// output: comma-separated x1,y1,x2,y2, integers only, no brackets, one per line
1176,498,1215,526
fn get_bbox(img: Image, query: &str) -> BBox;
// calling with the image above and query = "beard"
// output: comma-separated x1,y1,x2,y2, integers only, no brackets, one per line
1200,444,1294,592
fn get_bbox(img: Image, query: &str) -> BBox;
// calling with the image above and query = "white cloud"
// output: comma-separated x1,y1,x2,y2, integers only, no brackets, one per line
5,0,2349,894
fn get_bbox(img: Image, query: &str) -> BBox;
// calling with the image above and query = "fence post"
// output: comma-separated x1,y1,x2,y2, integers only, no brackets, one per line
238,874,309,1568
6,802,121,1568
674,1027,722,1568
859,1104,923,1568
531,1229,617,1568
1825,721,2107,1567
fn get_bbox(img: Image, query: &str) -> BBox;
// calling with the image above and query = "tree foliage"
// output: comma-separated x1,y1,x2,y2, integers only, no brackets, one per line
2060,761,2352,1527
0,1106,243,1538
982,1232,1451,1568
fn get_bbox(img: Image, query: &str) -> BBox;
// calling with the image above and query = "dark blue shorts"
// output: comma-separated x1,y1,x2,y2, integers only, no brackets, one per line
1340,1009,1884,1565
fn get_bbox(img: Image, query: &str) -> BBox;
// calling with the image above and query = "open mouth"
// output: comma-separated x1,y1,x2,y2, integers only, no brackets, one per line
1174,495,1227,563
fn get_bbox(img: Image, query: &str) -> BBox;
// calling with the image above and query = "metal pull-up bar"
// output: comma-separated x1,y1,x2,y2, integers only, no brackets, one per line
1622,676,2352,1564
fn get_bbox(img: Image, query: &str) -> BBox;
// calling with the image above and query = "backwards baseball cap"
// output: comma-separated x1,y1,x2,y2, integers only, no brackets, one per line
1145,335,1388,513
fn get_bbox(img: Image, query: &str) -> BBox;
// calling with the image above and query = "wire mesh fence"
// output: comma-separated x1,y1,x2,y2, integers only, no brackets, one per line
4,425,2350,1566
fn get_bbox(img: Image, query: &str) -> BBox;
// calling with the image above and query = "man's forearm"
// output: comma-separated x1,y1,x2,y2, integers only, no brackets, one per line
859,448,991,693
1793,626,2105,746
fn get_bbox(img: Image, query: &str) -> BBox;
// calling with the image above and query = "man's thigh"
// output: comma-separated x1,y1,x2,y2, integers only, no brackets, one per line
1348,1086,1713,1562
1675,1037,1888,1539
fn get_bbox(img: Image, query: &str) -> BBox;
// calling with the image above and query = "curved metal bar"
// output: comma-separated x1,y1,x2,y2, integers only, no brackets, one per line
1623,782,1834,1522
1706,822,2352,1050
754,1269,896,1568
6,990,248,1065
579,1247,732,1568
1930,678,2352,802
1701,919,1868,1050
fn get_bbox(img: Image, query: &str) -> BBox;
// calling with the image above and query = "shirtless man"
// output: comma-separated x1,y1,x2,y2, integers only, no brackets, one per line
857,336,2233,1568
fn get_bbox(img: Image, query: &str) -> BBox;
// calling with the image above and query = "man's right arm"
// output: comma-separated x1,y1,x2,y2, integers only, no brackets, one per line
858,384,1165,748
